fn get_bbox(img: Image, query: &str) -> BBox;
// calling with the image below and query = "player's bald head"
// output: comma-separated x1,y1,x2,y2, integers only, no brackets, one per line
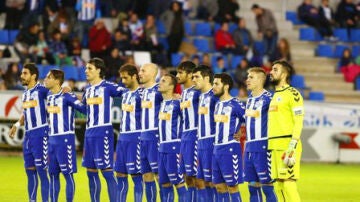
139,63,158,84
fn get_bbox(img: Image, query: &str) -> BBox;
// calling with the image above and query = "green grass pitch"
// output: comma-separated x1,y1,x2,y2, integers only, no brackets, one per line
0,155,359,201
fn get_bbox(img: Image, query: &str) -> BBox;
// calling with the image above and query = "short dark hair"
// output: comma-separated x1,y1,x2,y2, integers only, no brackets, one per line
214,73,234,92
164,73,177,90
193,65,213,83
177,61,196,74
49,69,64,85
273,60,295,84
88,57,106,78
119,63,139,80
251,4,260,10
23,63,39,81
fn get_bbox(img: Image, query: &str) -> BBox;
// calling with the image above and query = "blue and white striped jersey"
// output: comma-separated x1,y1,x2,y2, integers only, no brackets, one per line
180,86,201,132
76,0,100,21
47,90,86,136
159,99,182,143
82,80,126,131
245,90,273,152
214,97,245,145
120,88,142,134
141,84,163,132
22,83,49,131
198,89,218,139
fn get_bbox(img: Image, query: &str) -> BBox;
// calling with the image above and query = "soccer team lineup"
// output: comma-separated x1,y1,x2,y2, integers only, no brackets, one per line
8,59,304,202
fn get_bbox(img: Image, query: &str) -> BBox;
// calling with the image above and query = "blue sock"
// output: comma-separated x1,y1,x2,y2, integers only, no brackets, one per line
262,185,277,202
132,175,143,202
161,186,174,202
26,169,38,202
50,173,60,202
102,170,117,202
63,173,75,202
87,171,101,202
37,168,49,202
145,181,157,202
230,192,242,202
206,187,217,202
117,176,128,202
217,192,229,202
187,187,197,202
197,188,207,202
176,186,188,202
249,186,263,202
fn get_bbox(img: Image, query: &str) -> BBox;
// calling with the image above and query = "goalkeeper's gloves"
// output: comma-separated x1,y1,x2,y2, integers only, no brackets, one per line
282,139,298,167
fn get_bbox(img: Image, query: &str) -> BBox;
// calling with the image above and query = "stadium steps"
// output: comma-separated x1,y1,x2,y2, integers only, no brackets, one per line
306,80,353,91
322,90,360,103
301,72,344,83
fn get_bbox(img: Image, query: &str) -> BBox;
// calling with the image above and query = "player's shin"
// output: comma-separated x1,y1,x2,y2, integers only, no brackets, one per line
102,170,117,202
116,174,128,202
87,171,101,202
63,173,75,202
283,180,300,202
262,184,277,202
49,173,60,202
132,174,144,202
25,169,38,202
248,184,263,202
37,168,49,202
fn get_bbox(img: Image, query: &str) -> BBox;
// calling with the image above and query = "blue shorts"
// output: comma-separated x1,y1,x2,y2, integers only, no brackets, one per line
140,139,159,174
82,129,114,169
114,133,141,174
48,134,77,174
158,149,184,185
212,142,243,186
179,130,198,176
23,127,49,169
243,151,272,184
197,137,214,182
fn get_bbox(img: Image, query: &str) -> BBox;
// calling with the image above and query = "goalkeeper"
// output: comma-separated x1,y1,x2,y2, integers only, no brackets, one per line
268,60,304,202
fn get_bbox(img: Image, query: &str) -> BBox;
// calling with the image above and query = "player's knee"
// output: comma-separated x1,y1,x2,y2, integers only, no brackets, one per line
143,172,155,182
26,167,36,170
249,181,261,187
195,178,205,189
215,183,228,193
116,172,127,177
175,182,186,189
185,176,196,187
227,185,239,194
87,168,98,173
162,183,172,188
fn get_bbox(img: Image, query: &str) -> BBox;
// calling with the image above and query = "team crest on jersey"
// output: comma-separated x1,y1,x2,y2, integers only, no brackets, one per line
165,104,173,111
223,106,232,114
186,92,193,99
203,97,210,105
31,91,38,99
254,100,263,108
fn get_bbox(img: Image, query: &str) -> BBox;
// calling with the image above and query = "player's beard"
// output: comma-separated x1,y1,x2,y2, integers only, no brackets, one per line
21,78,29,86
270,76,280,86
214,87,225,97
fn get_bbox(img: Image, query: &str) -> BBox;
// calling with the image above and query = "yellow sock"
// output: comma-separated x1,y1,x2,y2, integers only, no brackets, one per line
274,181,285,202
283,180,301,202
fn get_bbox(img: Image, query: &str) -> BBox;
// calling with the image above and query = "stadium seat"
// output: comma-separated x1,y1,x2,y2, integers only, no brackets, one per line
171,53,184,67
316,44,334,58
230,88,239,97
356,76,360,90
290,74,307,89
214,23,237,33
308,91,325,101
9,30,19,44
334,28,348,42
230,55,243,69
352,45,360,58
38,65,55,79
193,38,211,53
185,21,193,35
285,11,304,25
78,67,87,81
0,30,9,45
334,44,349,58
254,41,265,56
62,65,79,80
194,22,212,37
158,36,169,51
350,29,360,42
156,20,166,35
299,27,322,41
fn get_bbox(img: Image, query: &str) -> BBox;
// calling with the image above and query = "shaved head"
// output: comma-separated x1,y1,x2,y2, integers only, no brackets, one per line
139,63,158,85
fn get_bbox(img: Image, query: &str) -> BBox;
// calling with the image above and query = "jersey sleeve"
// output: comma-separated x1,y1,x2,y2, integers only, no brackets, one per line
65,93,87,114
289,88,304,140
234,99,246,133
108,82,127,97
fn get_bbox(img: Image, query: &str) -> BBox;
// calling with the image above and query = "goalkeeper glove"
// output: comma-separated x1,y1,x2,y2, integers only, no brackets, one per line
282,139,297,167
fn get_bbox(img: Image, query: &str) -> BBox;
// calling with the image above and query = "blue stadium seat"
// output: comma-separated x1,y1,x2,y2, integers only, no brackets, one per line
254,41,265,56
285,11,304,25
171,53,184,66
316,44,334,58
356,76,360,90
213,23,237,34
185,22,193,35
231,55,243,69
334,28,348,42
0,30,9,44
9,30,19,44
156,20,166,35
211,53,229,69
350,29,360,42
299,27,322,41
290,75,306,89
193,38,211,53
308,91,325,101
230,88,239,97
352,45,360,58
62,65,79,80
158,36,169,50
78,67,87,81
38,65,55,79
194,22,212,36
334,45,349,58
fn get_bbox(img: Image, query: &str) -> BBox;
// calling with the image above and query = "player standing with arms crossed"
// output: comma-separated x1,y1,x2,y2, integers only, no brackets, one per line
44,69,86,202
82,58,126,202
268,60,304,202
138,63,163,202
115,64,143,202
9,63,50,202
158,74,188,202
176,61,200,202
212,73,245,202
192,65,219,202
244,67,277,202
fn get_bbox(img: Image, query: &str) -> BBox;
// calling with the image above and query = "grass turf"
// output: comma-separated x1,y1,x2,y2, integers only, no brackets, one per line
0,155,359,201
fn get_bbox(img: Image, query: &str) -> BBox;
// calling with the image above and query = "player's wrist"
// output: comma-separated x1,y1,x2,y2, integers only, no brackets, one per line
14,121,21,128
288,139,298,151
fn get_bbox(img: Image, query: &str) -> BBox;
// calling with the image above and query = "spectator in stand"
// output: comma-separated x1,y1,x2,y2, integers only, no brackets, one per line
202,53,211,66
270,38,292,64
319,0,337,27
50,29,71,66
161,1,185,57
196,0,219,21
22,0,44,29
232,17,254,55
234,58,249,87
191,55,201,66
237,85,248,100
213,56,227,74
117,18,132,42
298,0,335,40
215,21,238,54
34,30,55,65
88,19,112,59
129,12,145,50
336,0,359,32
4,0,26,29
3,62,24,90
104,47,125,81
339,48,360,82
47,10,73,44
144,14,162,52
215,0,239,23
112,29,131,54
14,22,40,63
67,37,84,67
251,4,278,57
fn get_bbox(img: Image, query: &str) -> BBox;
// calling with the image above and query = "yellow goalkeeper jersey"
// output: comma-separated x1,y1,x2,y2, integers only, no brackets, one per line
268,85,304,150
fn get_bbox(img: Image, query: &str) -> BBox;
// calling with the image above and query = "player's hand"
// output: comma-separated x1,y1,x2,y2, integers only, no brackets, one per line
9,124,18,139
282,139,297,167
